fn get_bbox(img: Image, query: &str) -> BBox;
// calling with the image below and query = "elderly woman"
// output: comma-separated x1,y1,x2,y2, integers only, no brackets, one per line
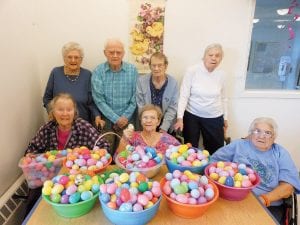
211,117,300,224
26,93,109,154
116,104,180,156
136,52,179,133
43,42,104,128
174,43,228,154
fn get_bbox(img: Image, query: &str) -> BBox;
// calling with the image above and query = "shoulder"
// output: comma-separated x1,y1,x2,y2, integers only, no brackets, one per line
38,120,56,133
138,74,150,82
271,143,291,158
73,118,96,131
50,66,64,76
122,62,138,74
161,133,180,144
166,75,178,85
93,63,106,73
80,67,92,76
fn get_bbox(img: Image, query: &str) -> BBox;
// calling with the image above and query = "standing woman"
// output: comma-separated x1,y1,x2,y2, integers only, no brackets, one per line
136,52,179,133
43,42,105,128
174,43,228,154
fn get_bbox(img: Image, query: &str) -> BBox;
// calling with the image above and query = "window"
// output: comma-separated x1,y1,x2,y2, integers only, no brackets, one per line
245,0,300,90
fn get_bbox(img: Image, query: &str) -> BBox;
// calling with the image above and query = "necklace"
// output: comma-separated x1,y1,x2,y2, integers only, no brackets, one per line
65,74,80,82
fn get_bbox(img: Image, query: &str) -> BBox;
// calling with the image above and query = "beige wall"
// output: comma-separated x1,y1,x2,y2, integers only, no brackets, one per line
1,0,299,197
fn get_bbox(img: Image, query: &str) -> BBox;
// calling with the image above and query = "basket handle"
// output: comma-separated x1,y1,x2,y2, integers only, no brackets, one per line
93,131,122,150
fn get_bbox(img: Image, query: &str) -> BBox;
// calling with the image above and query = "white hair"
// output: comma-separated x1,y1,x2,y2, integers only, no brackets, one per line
248,117,278,138
62,41,84,58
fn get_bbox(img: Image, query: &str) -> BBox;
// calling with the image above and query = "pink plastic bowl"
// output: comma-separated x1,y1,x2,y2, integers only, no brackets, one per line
204,162,260,201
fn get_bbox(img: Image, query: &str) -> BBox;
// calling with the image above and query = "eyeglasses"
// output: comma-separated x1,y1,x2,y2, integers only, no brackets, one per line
251,129,273,138
150,63,165,69
66,56,82,61
106,50,123,57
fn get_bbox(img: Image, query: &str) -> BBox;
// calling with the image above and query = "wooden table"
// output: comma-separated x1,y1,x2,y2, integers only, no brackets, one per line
23,166,278,225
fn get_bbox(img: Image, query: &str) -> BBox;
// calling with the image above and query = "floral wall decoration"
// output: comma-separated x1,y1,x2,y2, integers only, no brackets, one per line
129,0,166,73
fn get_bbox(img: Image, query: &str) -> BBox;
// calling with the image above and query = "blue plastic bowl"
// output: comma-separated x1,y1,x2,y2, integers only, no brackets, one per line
99,196,162,225
165,157,209,175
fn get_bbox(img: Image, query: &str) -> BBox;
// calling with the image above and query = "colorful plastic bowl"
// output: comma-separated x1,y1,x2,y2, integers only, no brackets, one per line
204,162,261,201
115,154,164,178
160,177,219,218
99,195,162,225
165,157,209,175
42,193,99,218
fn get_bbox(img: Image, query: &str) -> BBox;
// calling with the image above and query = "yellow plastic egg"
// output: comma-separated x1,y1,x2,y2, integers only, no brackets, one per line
178,145,188,153
192,160,202,167
92,176,100,184
130,182,138,188
65,180,75,188
72,164,79,170
77,184,86,192
217,161,225,168
202,150,210,157
47,155,56,162
91,153,100,160
42,186,52,195
224,166,232,171
147,181,153,189
183,170,192,177
218,176,226,184
51,184,64,194
110,194,117,202
145,201,154,209
115,181,122,187
170,152,179,159
210,173,219,180
234,173,243,181
84,180,93,190
43,180,54,188
119,173,129,183
234,181,242,188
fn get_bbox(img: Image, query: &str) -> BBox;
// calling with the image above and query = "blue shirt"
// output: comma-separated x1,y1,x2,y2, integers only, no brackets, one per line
91,62,137,123
43,66,100,123
211,139,300,206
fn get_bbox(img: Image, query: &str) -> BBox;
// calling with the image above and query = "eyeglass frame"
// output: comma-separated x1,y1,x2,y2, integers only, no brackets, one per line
251,128,273,138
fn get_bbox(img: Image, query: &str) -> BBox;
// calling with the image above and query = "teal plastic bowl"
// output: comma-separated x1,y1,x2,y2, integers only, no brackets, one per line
165,157,209,175
42,193,99,218
99,196,162,225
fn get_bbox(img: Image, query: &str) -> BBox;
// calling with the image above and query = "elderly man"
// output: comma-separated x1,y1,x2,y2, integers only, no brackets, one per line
92,39,138,153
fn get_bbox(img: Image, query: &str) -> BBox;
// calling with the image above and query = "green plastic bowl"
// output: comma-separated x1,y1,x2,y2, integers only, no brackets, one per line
42,193,99,218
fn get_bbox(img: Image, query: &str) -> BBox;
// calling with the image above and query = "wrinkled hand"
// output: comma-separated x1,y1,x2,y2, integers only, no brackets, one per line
95,116,105,129
123,124,134,140
173,118,184,132
116,116,129,129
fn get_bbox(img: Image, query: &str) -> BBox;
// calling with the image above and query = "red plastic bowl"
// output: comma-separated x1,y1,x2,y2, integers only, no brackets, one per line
160,177,219,218
204,162,260,201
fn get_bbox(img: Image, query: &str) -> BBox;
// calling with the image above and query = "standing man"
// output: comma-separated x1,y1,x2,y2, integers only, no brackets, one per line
92,39,138,154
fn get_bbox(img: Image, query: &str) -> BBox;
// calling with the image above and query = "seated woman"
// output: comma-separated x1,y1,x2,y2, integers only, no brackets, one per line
116,104,180,156
211,117,300,224
26,93,109,154
24,93,109,216
136,52,179,133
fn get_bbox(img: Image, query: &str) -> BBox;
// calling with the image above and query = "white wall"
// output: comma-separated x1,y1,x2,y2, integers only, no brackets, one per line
1,0,299,197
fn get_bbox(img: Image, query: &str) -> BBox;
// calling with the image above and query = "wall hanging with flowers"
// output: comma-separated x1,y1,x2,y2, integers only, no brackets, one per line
129,0,166,73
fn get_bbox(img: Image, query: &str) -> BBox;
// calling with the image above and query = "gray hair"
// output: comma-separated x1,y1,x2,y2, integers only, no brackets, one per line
203,43,224,59
48,93,78,121
62,42,84,58
248,117,278,138
104,38,124,51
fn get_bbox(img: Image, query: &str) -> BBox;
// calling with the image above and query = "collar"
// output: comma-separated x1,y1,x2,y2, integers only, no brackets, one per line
104,61,127,73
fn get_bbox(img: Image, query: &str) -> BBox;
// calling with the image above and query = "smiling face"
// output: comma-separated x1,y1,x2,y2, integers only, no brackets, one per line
140,109,161,132
203,47,223,72
104,41,125,71
250,122,275,151
52,98,75,130
63,50,82,71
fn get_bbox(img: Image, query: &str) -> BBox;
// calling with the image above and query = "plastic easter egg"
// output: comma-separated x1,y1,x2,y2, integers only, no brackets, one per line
119,202,133,212
137,194,149,206
242,179,252,188
81,191,93,201
218,176,226,185
133,203,143,211
248,173,257,182
191,189,200,198
50,193,61,203
69,192,81,204
66,184,77,195
59,175,69,186
225,176,234,187
100,193,110,203
42,186,52,195
60,194,69,204
138,182,149,193
176,194,188,204
210,172,219,180
119,173,129,183
198,196,207,204
217,161,225,168
204,188,214,200
120,188,131,202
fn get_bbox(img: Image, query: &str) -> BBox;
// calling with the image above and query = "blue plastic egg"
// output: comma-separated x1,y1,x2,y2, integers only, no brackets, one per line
81,191,93,201
225,176,234,187
69,192,81,204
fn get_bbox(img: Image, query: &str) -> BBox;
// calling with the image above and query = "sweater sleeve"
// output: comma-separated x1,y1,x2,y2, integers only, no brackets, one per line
43,69,55,111
177,69,192,119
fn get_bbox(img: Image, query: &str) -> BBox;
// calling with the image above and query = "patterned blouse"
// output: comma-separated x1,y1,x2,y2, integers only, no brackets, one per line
25,118,109,154
128,131,180,154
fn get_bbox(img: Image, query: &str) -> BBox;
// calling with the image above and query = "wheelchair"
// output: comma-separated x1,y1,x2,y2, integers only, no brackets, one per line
283,192,298,225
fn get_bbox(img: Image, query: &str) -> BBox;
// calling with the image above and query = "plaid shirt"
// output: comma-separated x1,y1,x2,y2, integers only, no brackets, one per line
91,62,137,123
25,118,109,154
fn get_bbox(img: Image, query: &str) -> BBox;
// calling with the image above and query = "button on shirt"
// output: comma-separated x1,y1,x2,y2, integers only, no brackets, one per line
92,62,138,123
